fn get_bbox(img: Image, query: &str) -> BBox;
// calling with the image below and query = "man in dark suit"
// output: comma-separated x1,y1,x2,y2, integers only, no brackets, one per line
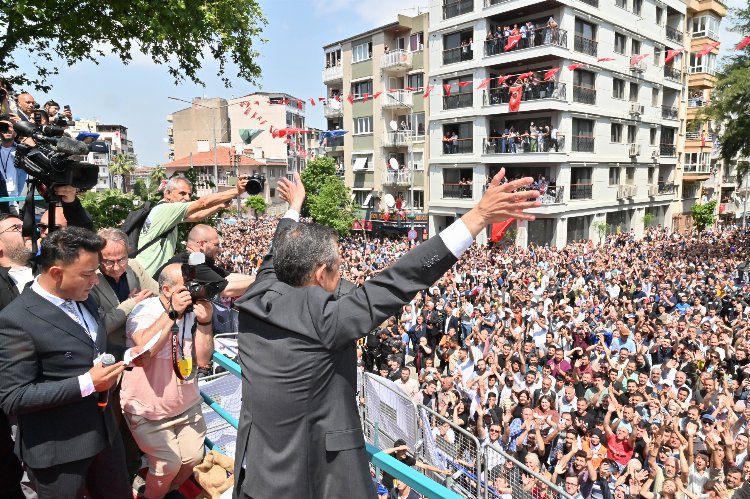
233,169,540,499
0,227,133,499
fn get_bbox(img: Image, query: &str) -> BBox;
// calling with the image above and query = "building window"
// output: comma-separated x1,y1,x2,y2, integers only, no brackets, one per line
352,41,372,62
572,119,595,152
611,123,623,143
691,15,720,40
570,167,593,199
443,29,474,64
574,19,598,56
354,116,373,135
625,167,635,184
652,87,659,107
648,166,655,184
633,0,642,16
567,216,590,243
407,73,424,91
609,166,621,185
690,53,717,75
650,127,657,145
412,190,424,209
627,125,638,144
351,80,373,99
411,112,426,138
410,32,425,52
614,33,627,54
653,46,662,66
613,78,625,99
629,82,639,102
443,75,473,109
631,39,641,55
656,6,663,25
354,191,371,206
412,151,424,170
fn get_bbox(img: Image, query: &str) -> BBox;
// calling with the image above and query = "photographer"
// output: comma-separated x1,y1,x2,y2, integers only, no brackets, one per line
0,115,27,214
120,263,213,499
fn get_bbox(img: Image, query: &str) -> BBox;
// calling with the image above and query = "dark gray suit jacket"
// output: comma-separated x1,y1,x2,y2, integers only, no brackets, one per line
0,287,118,469
233,218,459,499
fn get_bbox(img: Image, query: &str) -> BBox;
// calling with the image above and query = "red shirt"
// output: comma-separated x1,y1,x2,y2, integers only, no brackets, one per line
606,433,634,466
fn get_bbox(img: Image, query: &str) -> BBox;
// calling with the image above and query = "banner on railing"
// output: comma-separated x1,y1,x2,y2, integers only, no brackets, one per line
364,374,419,448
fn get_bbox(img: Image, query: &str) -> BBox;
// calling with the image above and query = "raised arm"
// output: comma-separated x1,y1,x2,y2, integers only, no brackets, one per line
184,178,249,222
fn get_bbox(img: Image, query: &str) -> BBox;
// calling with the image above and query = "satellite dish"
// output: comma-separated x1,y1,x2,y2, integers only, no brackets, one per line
384,194,396,208
389,158,399,170
330,99,341,110
389,120,398,131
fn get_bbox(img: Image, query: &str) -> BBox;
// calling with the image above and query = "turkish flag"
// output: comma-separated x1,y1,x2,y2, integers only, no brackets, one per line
567,63,585,71
544,68,561,80
476,77,491,89
496,75,511,84
457,81,472,88
490,219,515,242
505,34,521,51
701,131,706,148
597,57,616,62
318,97,327,102
296,100,304,109
347,94,354,104
308,98,316,106
630,53,650,65
697,41,720,57
508,86,522,112
423,85,435,97
373,91,383,99
443,83,452,96
736,36,750,50
664,48,685,63
363,92,369,103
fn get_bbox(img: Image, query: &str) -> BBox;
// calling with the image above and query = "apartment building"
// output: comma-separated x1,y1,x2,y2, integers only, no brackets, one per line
322,13,431,238
68,119,137,191
427,0,690,246
166,98,231,162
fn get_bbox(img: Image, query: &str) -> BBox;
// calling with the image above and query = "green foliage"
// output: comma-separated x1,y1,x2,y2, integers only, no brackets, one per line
79,189,138,229
0,1,266,91
593,221,610,244
108,153,136,176
643,212,656,227
691,199,717,232
300,156,338,217
149,166,166,186
244,195,267,218
308,177,355,236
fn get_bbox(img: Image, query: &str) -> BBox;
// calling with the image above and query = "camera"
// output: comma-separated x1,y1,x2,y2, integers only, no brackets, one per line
245,173,265,195
181,253,225,310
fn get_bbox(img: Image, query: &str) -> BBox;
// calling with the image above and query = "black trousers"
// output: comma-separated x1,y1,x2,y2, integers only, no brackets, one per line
0,410,24,499
27,433,131,499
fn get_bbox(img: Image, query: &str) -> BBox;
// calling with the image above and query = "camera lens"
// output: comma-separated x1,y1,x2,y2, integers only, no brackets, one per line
245,174,265,195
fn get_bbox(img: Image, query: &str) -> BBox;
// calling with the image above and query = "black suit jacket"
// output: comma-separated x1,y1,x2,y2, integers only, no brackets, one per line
233,218,459,499
0,287,117,469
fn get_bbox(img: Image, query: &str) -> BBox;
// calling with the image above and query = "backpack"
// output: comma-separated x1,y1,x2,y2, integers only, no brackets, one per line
120,201,172,258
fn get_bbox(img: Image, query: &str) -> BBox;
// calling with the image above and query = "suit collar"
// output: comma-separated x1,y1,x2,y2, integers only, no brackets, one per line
21,287,101,351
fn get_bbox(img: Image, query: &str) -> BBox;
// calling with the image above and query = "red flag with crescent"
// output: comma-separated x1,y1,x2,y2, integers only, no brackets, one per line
697,41,720,57
664,48,685,63
508,86,522,112
736,36,750,50
505,34,521,51
491,219,515,242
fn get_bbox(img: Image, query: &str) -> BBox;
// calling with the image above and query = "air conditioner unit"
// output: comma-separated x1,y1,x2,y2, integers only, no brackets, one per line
648,184,658,196
651,150,659,159
629,143,641,156
629,103,644,115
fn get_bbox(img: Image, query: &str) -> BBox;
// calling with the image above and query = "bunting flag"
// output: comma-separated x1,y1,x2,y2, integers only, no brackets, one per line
701,131,706,148
363,92,369,103
597,57,616,62
544,68,561,80
308,98,316,106
477,77,492,89
508,86,522,112
373,91,383,99
518,71,535,79
318,97,327,102
497,75,511,84
296,100,304,109
567,63,585,71
347,94,354,104
736,36,750,50
335,95,341,101
697,41,720,57
457,81,472,88
254,100,260,105
423,85,435,97
630,53,650,65
404,86,416,91
490,219,515,243
505,34,521,51
664,48,685,63
443,83,452,96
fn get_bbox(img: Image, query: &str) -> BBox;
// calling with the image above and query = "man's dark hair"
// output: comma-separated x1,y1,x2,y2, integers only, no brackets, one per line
43,100,60,109
38,227,105,271
0,213,21,223
274,222,338,287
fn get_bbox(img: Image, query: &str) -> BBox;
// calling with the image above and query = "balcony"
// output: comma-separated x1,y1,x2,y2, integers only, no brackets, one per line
323,102,343,119
382,169,414,186
442,138,473,155
443,0,473,19
686,131,713,142
664,66,682,81
382,130,412,148
484,82,566,105
684,163,711,174
573,86,596,105
662,106,678,120
570,183,593,200
322,65,343,84
688,97,706,108
617,184,637,199
443,183,473,199
658,182,677,194
442,92,473,110
666,26,684,43
442,46,474,65
484,28,567,57
381,90,413,110
540,185,565,205
380,49,412,71
482,135,565,154
574,35,598,57
659,144,676,156
723,175,737,184
324,136,344,150
571,135,595,152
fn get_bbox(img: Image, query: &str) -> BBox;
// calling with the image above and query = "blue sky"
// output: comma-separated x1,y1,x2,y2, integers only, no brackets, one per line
13,0,743,166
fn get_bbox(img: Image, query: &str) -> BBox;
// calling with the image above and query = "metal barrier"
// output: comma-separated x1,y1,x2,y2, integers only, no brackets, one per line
483,443,572,499
0,195,44,202
362,372,420,451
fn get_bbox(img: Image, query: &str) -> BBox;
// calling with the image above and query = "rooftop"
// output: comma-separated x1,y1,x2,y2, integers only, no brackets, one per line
162,147,262,169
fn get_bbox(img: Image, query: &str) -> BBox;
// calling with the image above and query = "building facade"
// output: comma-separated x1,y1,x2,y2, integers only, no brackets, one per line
322,13,431,238
68,119,137,191
166,98,231,162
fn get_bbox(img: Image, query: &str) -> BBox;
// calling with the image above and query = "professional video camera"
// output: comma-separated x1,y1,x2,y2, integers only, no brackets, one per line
181,253,225,311
245,173,265,195
10,121,99,191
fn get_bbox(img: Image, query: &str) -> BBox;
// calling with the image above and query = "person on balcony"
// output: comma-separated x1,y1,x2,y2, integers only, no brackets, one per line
545,17,558,45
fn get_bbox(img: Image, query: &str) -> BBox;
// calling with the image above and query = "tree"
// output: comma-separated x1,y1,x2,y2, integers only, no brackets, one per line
79,189,138,229
108,153,136,192
300,156,338,216
244,195,267,219
149,166,166,188
308,177,355,236
0,1,266,91
643,212,656,227
691,199,717,232
593,221,610,245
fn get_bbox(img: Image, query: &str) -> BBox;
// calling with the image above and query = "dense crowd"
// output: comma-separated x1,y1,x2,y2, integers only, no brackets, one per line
216,216,750,499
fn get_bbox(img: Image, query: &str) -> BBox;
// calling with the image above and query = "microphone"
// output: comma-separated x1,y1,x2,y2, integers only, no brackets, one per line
56,135,89,156
98,353,116,411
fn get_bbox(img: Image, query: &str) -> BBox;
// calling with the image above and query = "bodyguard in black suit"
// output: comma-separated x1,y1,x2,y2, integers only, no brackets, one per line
233,170,541,499
0,228,132,499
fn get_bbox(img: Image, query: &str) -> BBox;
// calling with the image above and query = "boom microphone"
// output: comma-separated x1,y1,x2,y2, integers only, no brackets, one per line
12,121,38,137
56,136,90,156
13,122,66,140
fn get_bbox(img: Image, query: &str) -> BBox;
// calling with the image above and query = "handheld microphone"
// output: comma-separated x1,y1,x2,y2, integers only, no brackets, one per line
98,353,116,411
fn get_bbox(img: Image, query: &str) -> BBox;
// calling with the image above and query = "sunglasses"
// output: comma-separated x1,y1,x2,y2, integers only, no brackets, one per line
39,223,63,232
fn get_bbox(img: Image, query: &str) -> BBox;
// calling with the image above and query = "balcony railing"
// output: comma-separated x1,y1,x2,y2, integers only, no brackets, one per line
482,135,565,154
574,35,598,57
382,130,412,148
666,26,684,43
723,175,737,184
686,131,713,141
382,170,414,186
684,163,711,174
688,97,706,108
659,144,676,156
443,92,473,110
442,137,473,154
692,29,720,41
571,135,595,152
442,46,474,65
381,89,413,109
540,185,565,205
570,183,593,200
443,0,473,19
573,85,596,105
658,182,677,194
380,49,412,70
661,106,678,120
322,65,343,83
323,102,343,119
443,182,474,199
664,66,682,81
324,136,344,149
484,28,567,56
484,82,566,105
